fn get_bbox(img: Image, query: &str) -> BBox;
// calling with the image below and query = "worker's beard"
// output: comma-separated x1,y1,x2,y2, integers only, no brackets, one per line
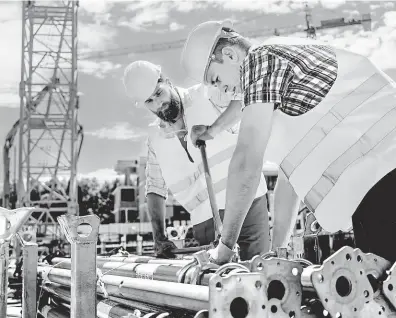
157,96,182,124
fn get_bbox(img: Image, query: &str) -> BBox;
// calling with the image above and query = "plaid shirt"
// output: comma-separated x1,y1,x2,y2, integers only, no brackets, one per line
241,44,338,115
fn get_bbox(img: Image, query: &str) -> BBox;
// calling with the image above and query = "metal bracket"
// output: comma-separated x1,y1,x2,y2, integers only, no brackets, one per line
0,207,35,241
0,207,34,318
58,214,100,245
250,257,303,317
209,272,269,318
58,214,100,318
307,246,376,317
382,262,396,309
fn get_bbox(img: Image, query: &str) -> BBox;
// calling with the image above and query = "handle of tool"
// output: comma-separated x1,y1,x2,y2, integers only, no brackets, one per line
196,140,223,238
171,245,211,254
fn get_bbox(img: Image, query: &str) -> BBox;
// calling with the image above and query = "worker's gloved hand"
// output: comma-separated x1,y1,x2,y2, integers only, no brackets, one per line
154,239,177,259
191,125,214,147
207,239,236,265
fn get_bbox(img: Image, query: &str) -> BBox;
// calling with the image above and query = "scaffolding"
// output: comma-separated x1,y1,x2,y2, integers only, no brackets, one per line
17,0,81,238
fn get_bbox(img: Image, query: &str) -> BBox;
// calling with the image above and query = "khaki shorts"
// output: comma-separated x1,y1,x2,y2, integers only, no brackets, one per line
192,195,270,261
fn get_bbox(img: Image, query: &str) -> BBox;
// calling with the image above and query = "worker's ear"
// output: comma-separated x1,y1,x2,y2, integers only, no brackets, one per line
221,46,239,65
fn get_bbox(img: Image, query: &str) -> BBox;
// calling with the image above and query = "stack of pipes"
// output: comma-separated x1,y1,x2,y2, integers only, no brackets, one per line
37,254,215,317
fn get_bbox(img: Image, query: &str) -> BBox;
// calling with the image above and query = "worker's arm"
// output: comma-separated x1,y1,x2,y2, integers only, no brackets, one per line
145,138,177,257
207,100,242,135
146,193,167,241
220,102,274,254
271,169,301,250
191,100,242,146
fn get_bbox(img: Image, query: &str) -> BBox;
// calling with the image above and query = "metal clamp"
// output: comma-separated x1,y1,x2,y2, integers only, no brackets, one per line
250,256,303,317
209,272,269,318
184,251,218,285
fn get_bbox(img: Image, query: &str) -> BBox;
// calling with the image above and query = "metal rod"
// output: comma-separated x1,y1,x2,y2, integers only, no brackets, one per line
196,140,223,238
0,241,9,318
38,266,209,311
22,241,38,318
52,256,192,267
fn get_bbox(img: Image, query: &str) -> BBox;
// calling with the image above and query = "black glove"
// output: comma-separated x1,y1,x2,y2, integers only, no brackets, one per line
154,239,178,259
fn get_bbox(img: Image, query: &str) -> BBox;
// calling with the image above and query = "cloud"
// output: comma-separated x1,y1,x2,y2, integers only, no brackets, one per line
121,2,171,30
320,0,346,10
0,92,20,108
85,122,147,141
79,22,117,54
78,60,121,78
169,22,185,31
218,0,292,14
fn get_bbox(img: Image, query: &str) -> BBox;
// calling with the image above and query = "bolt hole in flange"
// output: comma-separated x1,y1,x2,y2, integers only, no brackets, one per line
215,282,222,291
230,297,249,318
388,283,393,291
77,223,92,237
335,276,352,297
268,280,286,301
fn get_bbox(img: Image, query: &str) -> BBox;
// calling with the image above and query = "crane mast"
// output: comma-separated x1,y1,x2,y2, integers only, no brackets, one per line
17,0,80,236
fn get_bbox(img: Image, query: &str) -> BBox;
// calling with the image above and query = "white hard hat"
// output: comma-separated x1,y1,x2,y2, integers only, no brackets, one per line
123,60,161,107
181,20,233,84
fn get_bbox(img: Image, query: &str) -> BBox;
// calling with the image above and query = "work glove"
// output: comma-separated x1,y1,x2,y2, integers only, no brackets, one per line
191,125,214,147
207,239,237,265
154,238,178,259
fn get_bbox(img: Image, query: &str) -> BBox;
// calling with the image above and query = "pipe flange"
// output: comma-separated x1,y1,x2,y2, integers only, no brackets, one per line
309,246,373,317
250,257,303,318
209,272,269,318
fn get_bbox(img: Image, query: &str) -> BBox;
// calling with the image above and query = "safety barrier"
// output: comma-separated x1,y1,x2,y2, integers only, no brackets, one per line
3,211,396,318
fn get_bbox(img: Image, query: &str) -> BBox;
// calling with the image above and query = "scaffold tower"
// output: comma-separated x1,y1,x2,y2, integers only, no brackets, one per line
17,1,81,236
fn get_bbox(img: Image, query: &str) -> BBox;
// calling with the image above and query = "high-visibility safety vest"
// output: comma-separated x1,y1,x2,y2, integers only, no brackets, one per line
149,84,268,225
263,43,396,233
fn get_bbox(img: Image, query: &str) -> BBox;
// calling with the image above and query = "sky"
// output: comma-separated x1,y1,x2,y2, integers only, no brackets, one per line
0,0,396,184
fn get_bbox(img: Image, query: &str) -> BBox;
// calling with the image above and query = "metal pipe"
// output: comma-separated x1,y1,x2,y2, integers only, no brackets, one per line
38,266,209,311
52,256,192,267
22,241,38,318
57,215,100,318
39,304,69,318
50,259,189,282
0,241,9,318
41,284,181,318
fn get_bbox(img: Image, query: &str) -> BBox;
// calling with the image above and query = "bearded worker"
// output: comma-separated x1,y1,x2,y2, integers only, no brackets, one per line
123,60,270,259
181,20,396,265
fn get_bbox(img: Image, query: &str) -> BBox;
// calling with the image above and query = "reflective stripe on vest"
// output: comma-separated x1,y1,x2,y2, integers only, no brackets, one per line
169,145,234,193
184,178,227,211
280,72,391,212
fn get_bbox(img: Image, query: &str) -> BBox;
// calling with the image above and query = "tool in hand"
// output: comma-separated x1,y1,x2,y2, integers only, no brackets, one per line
196,140,223,240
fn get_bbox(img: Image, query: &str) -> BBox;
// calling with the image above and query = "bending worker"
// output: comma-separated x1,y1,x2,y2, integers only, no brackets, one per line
181,20,396,265
123,60,270,260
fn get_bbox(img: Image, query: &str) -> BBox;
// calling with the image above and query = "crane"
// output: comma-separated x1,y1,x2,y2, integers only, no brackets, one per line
7,0,81,240
79,5,372,60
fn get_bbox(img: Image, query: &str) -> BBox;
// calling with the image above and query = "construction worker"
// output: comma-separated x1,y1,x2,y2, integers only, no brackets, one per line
123,60,270,260
181,20,396,265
